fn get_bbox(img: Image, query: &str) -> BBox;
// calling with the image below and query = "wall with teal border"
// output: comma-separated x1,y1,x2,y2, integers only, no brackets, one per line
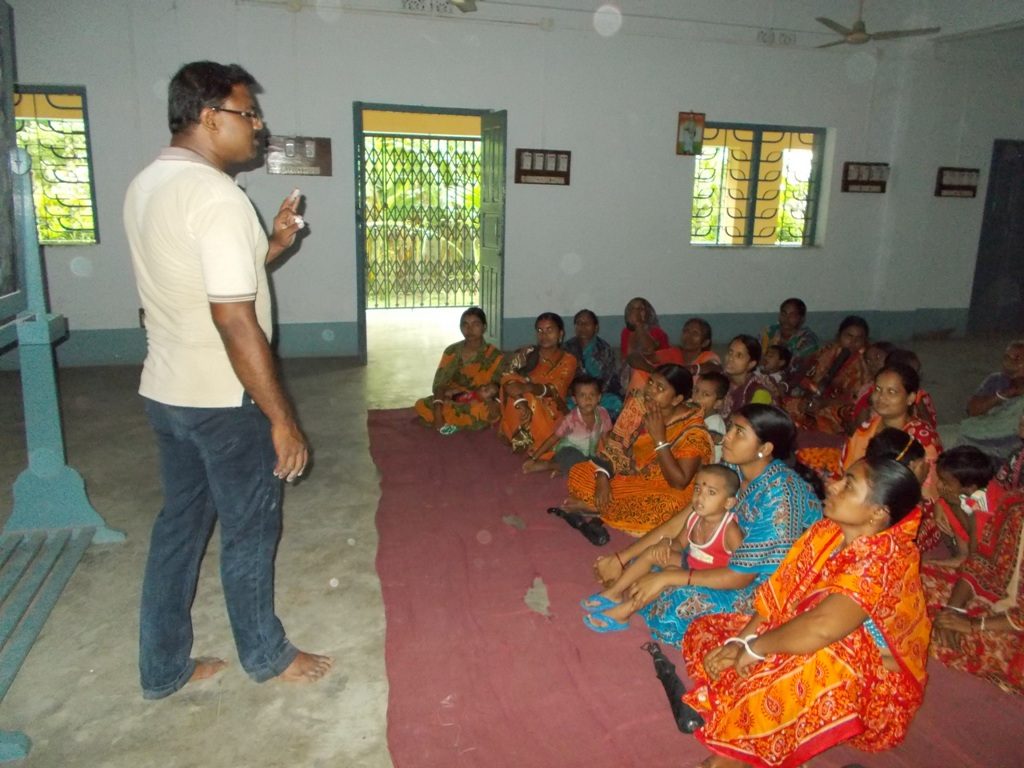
0,309,969,369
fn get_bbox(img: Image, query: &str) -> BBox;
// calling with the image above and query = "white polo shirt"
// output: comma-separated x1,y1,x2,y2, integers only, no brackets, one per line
124,147,271,407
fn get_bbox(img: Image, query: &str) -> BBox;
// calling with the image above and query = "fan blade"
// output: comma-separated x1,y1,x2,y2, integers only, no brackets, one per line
871,27,941,40
815,16,851,35
816,39,848,48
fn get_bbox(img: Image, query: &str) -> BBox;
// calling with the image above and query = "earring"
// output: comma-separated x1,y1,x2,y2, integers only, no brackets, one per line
757,451,764,458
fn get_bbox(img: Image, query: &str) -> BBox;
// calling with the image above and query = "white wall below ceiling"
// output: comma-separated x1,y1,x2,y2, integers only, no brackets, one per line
6,0,1024,362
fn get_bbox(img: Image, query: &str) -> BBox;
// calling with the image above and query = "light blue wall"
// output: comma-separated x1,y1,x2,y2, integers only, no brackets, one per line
0,308,968,369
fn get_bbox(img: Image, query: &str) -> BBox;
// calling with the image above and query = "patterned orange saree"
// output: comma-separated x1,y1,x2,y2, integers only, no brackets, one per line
566,396,712,535
682,517,930,768
497,348,577,457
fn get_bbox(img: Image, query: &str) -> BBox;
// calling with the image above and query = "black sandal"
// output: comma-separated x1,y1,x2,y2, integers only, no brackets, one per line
546,507,610,546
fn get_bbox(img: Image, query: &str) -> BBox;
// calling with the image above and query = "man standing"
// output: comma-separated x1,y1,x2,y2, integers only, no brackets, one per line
124,61,331,699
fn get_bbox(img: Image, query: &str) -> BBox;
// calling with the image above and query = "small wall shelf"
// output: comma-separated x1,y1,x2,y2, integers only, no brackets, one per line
935,166,980,198
514,149,571,185
841,161,890,193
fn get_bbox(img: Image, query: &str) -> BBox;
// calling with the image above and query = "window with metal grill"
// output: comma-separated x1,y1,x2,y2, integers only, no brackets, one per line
690,123,825,247
14,86,99,245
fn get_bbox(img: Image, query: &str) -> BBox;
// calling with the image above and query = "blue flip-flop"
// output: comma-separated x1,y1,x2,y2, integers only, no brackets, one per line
580,593,619,613
583,611,629,633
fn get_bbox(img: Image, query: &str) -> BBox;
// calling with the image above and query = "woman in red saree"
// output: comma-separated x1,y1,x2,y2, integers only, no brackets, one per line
923,492,1024,694
498,312,577,458
682,457,929,768
783,315,870,434
626,317,722,393
564,365,712,535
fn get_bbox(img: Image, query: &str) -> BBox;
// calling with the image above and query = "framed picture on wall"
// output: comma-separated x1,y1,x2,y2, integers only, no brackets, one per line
676,111,705,156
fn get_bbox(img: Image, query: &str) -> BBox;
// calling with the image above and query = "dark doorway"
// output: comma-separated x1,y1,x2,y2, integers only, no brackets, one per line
968,140,1024,334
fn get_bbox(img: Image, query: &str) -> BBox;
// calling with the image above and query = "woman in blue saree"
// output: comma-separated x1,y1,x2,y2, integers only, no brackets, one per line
593,405,822,643
563,309,623,420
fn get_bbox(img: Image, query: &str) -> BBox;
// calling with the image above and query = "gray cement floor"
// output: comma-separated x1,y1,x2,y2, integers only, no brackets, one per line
0,319,1016,768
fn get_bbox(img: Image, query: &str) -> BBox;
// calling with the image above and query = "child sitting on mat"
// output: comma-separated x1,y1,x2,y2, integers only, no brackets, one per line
523,375,612,476
691,371,729,462
580,464,743,633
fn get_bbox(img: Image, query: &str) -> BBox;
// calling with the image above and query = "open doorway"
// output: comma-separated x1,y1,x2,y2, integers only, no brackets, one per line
968,140,1024,334
353,104,506,401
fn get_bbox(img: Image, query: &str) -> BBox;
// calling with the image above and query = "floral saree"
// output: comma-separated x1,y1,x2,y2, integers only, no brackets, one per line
683,516,930,768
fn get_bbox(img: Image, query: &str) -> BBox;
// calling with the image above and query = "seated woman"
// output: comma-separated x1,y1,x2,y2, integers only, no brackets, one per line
590,405,822,642
498,312,577,457
682,456,929,768
782,314,870,434
618,297,670,392
562,309,623,420
562,365,713,536
415,306,504,433
626,317,722,394
721,335,777,419
759,297,820,382
842,363,943,500
958,340,1024,460
924,491,1024,695
847,340,895,428
801,363,943,503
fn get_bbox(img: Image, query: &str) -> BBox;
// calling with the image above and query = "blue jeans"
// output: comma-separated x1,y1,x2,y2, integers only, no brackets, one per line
139,397,297,699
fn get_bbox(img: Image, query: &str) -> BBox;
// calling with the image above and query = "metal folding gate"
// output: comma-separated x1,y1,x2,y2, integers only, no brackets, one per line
362,134,481,308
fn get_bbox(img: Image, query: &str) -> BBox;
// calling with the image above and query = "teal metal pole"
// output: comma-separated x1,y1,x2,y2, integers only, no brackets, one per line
4,147,124,543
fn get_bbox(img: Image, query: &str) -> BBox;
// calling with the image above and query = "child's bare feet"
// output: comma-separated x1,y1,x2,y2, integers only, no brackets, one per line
276,650,333,683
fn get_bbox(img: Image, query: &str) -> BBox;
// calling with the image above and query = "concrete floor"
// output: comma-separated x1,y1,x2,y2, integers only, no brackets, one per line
0,317,1015,768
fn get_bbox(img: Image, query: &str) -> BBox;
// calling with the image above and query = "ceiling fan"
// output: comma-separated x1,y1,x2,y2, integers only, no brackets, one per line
816,0,940,48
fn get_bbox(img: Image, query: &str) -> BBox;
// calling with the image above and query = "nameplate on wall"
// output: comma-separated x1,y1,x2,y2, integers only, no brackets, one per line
266,136,333,176
514,149,571,185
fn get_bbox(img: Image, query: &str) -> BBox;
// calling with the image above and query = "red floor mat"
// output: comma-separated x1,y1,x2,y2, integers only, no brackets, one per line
369,408,1024,768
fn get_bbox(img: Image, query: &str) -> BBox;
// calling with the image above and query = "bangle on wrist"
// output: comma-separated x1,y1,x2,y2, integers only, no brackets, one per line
654,441,671,452
686,570,693,586
741,634,766,661
615,552,625,570
594,467,611,479
980,615,988,632
944,605,968,614
432,399,444,405
996,391,1010,401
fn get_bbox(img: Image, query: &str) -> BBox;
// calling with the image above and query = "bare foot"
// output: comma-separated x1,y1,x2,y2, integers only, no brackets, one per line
561,498,600,516
189,657,228,684
276,650,334,683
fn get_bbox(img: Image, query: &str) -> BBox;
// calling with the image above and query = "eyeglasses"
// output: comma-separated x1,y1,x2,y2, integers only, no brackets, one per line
211,106,262,123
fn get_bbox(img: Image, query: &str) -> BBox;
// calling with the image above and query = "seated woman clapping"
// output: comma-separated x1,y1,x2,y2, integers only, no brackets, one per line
561,365,713,536
580,465,744,632
498,312,577,457
682,457,929,768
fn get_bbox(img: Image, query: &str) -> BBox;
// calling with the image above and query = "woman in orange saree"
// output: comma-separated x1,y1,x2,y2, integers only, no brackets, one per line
564,365,712,535
497,312,577,458
799,363,942,507
682,457,930,768
626,317,722,393
783,315,870,434
415,307,504,432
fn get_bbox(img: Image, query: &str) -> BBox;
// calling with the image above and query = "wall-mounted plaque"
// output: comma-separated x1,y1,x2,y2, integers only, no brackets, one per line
266,135,333,176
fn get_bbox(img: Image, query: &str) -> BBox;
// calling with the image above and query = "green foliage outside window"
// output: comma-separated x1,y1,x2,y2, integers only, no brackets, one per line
14,87,98,245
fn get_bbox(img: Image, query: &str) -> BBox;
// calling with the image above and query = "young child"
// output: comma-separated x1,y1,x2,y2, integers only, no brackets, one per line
931,446,1001,563
760,344,792,393
580,464,744,632
691,371,729,462
523,375,611,476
